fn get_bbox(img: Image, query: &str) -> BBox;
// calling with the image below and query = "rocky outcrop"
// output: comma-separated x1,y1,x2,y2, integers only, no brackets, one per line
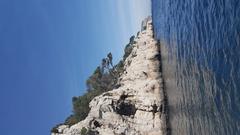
52,17,166,135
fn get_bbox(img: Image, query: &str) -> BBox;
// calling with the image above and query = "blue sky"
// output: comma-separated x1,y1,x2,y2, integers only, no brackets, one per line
0,0,150,134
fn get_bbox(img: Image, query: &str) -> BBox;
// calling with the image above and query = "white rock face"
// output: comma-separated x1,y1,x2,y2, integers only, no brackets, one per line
52,17,166,135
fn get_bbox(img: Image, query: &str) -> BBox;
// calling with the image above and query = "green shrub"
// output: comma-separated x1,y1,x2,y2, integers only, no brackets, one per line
51,127,59,133
51,124,62,133
72,89,103,122
123,43,133,61
64,115,79,126
123,36,135,61
80,127,97,135
81,127,88,135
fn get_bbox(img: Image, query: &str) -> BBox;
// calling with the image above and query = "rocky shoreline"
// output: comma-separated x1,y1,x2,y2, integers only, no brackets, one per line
52,17,168,135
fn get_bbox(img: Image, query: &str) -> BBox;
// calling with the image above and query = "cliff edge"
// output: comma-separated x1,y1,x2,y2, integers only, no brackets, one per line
52,17,167,135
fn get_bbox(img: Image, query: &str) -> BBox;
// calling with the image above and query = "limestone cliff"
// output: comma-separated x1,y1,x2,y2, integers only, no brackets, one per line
52,17,167,135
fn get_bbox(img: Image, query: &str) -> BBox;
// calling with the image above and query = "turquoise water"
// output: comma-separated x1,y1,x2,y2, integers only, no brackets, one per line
152,0,240,134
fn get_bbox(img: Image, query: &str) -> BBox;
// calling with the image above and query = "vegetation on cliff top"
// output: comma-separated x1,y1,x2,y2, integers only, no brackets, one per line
51,35,136,133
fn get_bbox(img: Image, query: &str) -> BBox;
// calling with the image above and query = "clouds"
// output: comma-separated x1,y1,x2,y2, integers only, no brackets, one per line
127,0,151,32
116,0,151,41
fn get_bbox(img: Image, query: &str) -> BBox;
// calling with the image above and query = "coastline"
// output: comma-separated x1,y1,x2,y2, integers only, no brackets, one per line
52,17,168,135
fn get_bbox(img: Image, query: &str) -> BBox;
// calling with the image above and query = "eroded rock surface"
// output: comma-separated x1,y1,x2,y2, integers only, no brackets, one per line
52,17,166,135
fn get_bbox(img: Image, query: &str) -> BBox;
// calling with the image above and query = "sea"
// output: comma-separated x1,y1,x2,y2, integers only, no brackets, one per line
152,0,240,135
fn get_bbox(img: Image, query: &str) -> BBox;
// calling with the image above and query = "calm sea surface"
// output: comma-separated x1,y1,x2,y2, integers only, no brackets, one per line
152,0,240,134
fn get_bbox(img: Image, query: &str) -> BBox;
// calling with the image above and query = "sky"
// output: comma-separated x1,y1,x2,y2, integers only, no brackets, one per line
0,0,151,135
